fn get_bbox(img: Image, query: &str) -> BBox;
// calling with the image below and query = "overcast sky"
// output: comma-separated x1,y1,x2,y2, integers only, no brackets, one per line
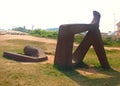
0,0,120,32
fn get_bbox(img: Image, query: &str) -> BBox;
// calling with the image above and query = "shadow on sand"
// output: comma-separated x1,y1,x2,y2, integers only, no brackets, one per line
54,64,120,86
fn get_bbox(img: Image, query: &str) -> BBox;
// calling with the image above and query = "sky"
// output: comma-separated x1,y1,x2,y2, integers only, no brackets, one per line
0,0,120,32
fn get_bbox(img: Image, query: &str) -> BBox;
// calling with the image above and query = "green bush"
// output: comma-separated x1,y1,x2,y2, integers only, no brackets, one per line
29,29,120,47
102,36,120,46
74,35,120,47
12,26,28,32
102,37,113,46
74,34,84,43
29,29,58,39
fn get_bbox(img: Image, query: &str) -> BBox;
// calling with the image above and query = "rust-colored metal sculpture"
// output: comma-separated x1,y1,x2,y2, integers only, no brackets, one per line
24,45,46,58
3,51,48,62
3,46,48,62
54,11,110,68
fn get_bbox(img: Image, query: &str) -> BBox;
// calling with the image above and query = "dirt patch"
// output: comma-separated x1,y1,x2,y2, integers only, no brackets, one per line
1,34,120,65
0,35,55,64
0,34,57,44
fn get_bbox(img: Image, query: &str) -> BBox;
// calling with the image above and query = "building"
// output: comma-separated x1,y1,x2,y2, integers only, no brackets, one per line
117,22,120,30
116,22,120,36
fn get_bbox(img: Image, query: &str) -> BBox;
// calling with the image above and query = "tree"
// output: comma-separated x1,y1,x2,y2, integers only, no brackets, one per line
12,26,28,32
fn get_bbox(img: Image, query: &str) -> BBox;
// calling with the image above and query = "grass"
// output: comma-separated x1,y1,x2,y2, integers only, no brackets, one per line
0,36,120,86
3,39,56,55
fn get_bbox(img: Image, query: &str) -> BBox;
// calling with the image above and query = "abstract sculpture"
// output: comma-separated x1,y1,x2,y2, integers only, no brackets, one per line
3,46,48,62
24,45,46,58
54,11,110,68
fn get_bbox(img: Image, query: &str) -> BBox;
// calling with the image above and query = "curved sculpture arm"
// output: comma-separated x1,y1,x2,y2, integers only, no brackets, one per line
91,11,101,26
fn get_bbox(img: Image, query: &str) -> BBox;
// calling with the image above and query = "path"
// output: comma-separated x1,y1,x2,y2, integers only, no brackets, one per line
1,34,120,50
1,34,120,65
0,34,57,44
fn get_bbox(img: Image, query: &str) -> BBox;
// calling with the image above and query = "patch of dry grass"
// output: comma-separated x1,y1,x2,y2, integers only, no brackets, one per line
0,36,120,86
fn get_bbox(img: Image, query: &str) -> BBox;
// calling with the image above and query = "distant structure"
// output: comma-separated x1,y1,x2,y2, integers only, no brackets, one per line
0,30,28,35
116,22,120,36
46,28,59,31
117,22,120,29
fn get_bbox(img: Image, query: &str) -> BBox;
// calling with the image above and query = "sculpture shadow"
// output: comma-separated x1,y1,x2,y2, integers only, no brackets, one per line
54,65,120,86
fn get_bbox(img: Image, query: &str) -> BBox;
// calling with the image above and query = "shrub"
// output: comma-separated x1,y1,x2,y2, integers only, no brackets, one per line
29,29,58,39
29,29,120,47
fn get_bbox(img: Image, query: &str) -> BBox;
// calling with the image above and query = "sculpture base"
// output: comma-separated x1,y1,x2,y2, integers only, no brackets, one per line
3,51,48,62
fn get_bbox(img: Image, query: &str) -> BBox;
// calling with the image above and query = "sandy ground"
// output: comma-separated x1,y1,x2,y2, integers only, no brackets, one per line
0,34,57,44
1,34,120,50
1,34,120,65
0,34,56,64
1,34,120,74
1,34,120,64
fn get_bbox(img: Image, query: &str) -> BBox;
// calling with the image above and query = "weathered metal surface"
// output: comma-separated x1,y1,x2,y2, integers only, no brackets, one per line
3,51,48,62
3,46,48,62
54,11,110,68
24,45,46,58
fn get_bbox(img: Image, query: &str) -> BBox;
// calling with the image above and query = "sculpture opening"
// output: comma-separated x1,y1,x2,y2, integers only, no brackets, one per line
54,11,110,69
